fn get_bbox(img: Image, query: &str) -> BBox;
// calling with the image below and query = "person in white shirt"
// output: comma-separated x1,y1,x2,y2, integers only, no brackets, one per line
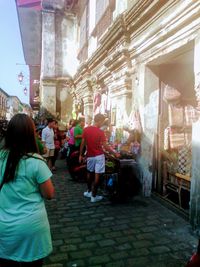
42,118,55,170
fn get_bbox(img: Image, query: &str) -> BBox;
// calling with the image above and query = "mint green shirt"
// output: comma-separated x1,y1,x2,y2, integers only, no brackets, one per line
0,151,53,262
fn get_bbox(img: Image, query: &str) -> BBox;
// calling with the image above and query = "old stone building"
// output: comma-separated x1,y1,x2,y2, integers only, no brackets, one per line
0,87,32,120
0,88,9,120
16,0,200,227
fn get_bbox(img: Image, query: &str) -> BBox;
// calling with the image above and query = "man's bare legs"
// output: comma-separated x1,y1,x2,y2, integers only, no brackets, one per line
86,171,100,197
85,171,103,202
92,173,100,197
86,171,93,193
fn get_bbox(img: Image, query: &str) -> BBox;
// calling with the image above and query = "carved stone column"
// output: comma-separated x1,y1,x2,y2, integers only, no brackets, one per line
78,78,94,118
41,9,55,78
83,94,94,117
40,9,56,115
70,87,77,120
40,6,77,117
40,79,57,116
55,11,78,77
56,80,73,123
109,71,132,120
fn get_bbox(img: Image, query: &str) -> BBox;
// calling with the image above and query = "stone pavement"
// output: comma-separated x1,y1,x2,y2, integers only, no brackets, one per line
43,160,198,267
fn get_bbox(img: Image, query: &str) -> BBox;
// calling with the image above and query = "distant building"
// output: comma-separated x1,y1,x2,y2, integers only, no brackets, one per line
21,102,33,117
6,96,22,120
0,88,9,120
0,87,33,120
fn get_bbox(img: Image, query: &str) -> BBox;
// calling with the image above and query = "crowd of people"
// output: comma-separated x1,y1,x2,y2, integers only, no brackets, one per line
0,112,123,266
0,110,143,266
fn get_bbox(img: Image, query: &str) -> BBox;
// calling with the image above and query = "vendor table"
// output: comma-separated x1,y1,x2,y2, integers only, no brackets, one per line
164,172,191,208
104,155,141,202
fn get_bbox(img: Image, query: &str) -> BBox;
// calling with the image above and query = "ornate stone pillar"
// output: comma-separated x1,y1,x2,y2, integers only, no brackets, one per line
40,6,77,117
40,9,57,115
70,88,77,120
56,80,73,123
41,9,56,78
109,71,132,123
40,79,57,116
104,46,133,122
77,78,94,118
83,94,94,118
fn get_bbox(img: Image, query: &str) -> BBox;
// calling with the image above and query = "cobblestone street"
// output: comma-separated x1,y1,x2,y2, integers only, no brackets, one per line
44,160,197,267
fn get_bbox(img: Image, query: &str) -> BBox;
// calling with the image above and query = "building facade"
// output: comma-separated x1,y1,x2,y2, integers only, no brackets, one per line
0,88,9,120
16,0,200,227
6,96,23,120
0,88,31,120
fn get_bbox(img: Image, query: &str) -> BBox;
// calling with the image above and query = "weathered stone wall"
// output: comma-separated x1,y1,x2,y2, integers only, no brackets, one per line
40,9,56,116
42,0,65,10
125,0,200,199
76,0,87,20
41,10,55,78
41,1,78,116
37,0,200,225
127,0,140,10
74,1,200,202
61,15,78,76
57,85,73,123
94,7,113,42
41,82,56,114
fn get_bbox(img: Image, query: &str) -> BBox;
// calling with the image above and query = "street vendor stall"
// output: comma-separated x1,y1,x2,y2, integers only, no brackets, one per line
103,152,141,203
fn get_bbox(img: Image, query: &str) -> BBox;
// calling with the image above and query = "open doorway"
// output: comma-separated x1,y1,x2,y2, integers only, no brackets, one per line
147,41,197,212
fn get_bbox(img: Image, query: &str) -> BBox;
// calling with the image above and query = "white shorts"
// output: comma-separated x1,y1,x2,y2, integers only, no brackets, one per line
87,154,105,174
43,148,55,158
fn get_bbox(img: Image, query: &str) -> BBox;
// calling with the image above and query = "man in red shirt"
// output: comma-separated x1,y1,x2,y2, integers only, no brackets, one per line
79,113,120,203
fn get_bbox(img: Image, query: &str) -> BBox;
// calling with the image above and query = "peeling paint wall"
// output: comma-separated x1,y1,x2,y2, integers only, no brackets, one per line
40,3,78,116
41,10,55,78
61,16,79,76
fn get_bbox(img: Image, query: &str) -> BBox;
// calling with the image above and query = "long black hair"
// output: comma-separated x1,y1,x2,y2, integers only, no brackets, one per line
0,113,39,188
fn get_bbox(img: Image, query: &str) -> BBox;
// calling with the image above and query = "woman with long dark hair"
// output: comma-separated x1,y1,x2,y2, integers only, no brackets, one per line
0,114,54,267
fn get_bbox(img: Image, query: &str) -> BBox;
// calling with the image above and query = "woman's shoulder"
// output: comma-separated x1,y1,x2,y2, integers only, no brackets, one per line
0,149,8,159
26,153,46,162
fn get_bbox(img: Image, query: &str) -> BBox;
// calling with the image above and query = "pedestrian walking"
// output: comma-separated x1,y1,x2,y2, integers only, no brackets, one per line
0,113,54,267
79,113,120,203
66,119,77,158
74,117,85,151
52,121,61,171
35,127,47,156
42,118,55,170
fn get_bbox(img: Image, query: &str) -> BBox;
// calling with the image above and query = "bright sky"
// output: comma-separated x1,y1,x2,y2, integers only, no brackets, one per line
0,0,29,104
